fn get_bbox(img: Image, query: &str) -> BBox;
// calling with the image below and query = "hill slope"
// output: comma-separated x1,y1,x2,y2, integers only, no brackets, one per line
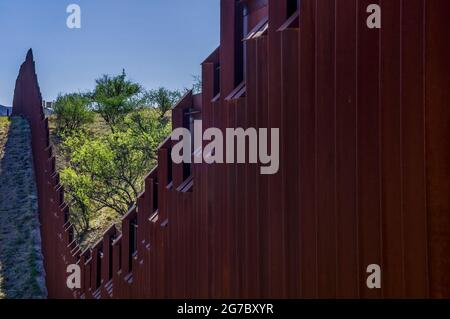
0,117,47,299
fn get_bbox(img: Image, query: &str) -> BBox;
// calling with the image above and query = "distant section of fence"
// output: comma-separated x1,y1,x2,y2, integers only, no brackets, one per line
12,0,450,298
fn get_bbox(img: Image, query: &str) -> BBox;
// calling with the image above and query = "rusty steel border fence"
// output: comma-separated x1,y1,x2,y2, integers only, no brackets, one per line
10,0,450,298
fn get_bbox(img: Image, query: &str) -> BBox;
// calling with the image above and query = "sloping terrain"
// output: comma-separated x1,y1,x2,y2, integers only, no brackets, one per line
0,117,46,299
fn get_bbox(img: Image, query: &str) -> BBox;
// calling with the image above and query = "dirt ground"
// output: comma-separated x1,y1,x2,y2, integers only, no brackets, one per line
0,117,47,299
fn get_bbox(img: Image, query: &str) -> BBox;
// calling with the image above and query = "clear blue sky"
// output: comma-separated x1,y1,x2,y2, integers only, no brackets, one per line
0,0,220,106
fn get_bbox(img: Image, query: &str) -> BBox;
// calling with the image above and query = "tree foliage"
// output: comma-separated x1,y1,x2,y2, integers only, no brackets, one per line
91,70,142,131
144,87,182,120
60,109,171,235
53,93,94,134
54,70,182,240
192,74,202,94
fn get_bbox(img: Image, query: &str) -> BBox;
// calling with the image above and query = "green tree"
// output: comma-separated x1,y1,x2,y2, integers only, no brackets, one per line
192,74,202,94
60,131,99,234
91,70,142,131
144,87,182,120
60,167,96,234
61,108,170,221
53,93,94,134
125,108,172,155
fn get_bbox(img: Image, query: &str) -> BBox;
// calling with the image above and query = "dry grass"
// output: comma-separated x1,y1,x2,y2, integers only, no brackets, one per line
0,117,47,299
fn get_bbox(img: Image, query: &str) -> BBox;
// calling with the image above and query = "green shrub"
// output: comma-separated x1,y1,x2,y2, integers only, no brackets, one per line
53,93,94,135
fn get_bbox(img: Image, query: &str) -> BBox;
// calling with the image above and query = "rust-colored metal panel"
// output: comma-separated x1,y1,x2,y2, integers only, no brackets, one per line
281,24,299,298
8,0,450,299
299,0,318,299
426,0,450,299
380,0,404,298
316,0,338,298
256,35,270,298
267,0,288,298
400,0,429,298
234,97,247,298
335,0,359,298
244,32,260,298
357,0,382,299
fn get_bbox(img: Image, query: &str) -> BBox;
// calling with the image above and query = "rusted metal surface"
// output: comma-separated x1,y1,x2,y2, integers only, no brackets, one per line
12,50,76,298
11,0,450,298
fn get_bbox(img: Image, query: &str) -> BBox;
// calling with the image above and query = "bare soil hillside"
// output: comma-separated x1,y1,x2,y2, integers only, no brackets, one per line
0,117,47,299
